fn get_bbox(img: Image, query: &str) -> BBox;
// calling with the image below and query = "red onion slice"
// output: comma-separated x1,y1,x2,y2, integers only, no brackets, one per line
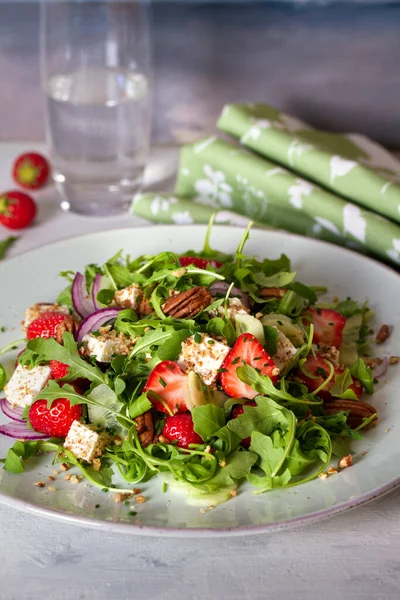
75,308,123,344
0,397,25,422
92,273,103,310
210,281,250,308
72,272,95,319
0,421,48,440
373,357,389,379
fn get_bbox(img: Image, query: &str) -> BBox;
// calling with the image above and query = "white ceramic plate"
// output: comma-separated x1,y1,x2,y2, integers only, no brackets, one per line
0,225,399,537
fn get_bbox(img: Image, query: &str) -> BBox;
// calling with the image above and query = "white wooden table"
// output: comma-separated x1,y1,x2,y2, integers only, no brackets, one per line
1,143,400,600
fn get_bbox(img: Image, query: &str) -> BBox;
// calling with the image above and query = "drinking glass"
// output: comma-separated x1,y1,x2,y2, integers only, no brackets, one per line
40,1,152,216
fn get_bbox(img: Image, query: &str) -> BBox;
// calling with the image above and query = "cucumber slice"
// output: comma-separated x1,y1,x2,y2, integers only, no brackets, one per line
163,475,233,506
260,313,304,347
87,383,123,432
186,371,209,411
235,313,265,345
339,314,362,366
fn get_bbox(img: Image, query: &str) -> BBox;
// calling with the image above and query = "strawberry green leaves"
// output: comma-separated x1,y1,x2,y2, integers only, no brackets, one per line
0,236,18,260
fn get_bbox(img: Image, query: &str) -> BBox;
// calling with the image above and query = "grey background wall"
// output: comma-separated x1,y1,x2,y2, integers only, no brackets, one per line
1,1,400,146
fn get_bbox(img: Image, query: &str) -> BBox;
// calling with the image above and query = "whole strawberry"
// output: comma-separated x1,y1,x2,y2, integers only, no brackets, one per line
162,412,203,449
29,398,82,437
26,312,70,341
0,191,37,230
179,256,222,269
12,152,50,190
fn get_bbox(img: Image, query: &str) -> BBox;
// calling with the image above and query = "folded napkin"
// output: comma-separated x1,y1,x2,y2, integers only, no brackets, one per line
133,104,400,267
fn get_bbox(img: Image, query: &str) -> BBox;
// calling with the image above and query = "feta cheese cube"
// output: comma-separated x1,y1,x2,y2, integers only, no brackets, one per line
64,420,111,463
23,303,69,330
271,328,297,371
211,297,249,321
82,330,133,363
113,284,142,310
178,334,231,386
4,364,52,408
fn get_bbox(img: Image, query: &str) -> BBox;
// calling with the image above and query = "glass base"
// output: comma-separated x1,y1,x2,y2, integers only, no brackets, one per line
56,174,143,217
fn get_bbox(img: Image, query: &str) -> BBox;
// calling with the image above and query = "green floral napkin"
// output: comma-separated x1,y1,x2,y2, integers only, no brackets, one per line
218,103,400,224
133,105,400,267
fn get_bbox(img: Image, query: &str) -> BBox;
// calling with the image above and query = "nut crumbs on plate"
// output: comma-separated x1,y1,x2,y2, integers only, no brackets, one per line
70,475,79,485
135,495,146,504
338,454,353,469
33,481,45,487
47,486,56,492
327,467,338,475
318,473,328,480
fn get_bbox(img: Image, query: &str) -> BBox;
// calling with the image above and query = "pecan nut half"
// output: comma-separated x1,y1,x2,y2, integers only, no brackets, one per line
376,324,391,344
162,286,212,319
138,296,154,317
324,399,377,429
258,287,287,298
135,410,155,448
55,316,79,345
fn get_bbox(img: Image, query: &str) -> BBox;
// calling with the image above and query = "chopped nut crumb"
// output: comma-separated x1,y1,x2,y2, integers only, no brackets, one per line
48,475,56,481
53,470,59,476
135,495,146,504
230,489,237,497
207,505,215,510
113,437,123,447
33,481,45,488
327,467,338,475
47,486,56,493
332,296,339,303
70,475,79,485
204,445,212,454
361,450,368,456
200,508,206,514
92,458,101,472
389,356,399,365
376,324,390,344
272,367,280,377
114,492,132,504
64,474,71,481
60,463,70,472
219,458,227,468
133,488,142,495
318,473,328,480
385,428,390,433
338,454,353,469
158,434,168,444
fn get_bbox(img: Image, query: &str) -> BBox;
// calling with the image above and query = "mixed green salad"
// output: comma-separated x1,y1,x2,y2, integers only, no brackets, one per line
0,221,383,506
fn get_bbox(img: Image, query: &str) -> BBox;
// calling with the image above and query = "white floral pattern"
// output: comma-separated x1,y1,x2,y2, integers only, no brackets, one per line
150,196,177,216
343,204,367,243
241,119,283,143
215,211,252,227
288,179,314,210
236,174,267,219
313,216,341,236
330,156,357,184
171,211,193,225
386,239,400,264
194,165,233,208
287,139,313,167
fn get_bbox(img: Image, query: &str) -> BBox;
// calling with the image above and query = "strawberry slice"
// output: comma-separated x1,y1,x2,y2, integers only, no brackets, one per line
143,360,188,414
29,398,82,437
162,412,203,448
26,311,70,341
179,256,222,269
295,354,362,400
305,308,346,348
220,333,279,399
50,360,69,379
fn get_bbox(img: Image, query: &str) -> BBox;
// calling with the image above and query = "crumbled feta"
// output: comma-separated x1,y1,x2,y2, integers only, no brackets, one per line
178,334,231,386
82,329,133,363
4,364,52,408
23,303,69,330
209,297,249,321
271,328,297,371
64,421,111,463
113,284,142,310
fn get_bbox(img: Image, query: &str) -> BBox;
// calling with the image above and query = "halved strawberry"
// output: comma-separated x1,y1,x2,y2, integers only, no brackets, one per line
143,361,188,414
26,312,70,341
162,412,203,448
28,398,82,437
179,256,222,269
50,360,69,379
304,308,346,348
220,333,279,399
295,354,362,400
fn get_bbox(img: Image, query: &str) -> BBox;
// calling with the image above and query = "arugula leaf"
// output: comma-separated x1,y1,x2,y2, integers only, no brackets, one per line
254,271,297,288
247,431,291,490
192,449,257,493
339,314,362,366
350,358,374,394
0,363,6,390
236,364,322,406
129,392,152,419
0,236,18,260
156,329,192,361
289,282,317,304
27,333,106,385
56,285,73,307
0,339,25,357
129,327,175,358
228,396,290,439
211,424,242,454
263,325,279,356
192,405,226,440
329,369,359,400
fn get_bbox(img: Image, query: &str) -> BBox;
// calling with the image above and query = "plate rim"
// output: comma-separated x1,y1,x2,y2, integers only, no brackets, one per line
1,224,399,537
